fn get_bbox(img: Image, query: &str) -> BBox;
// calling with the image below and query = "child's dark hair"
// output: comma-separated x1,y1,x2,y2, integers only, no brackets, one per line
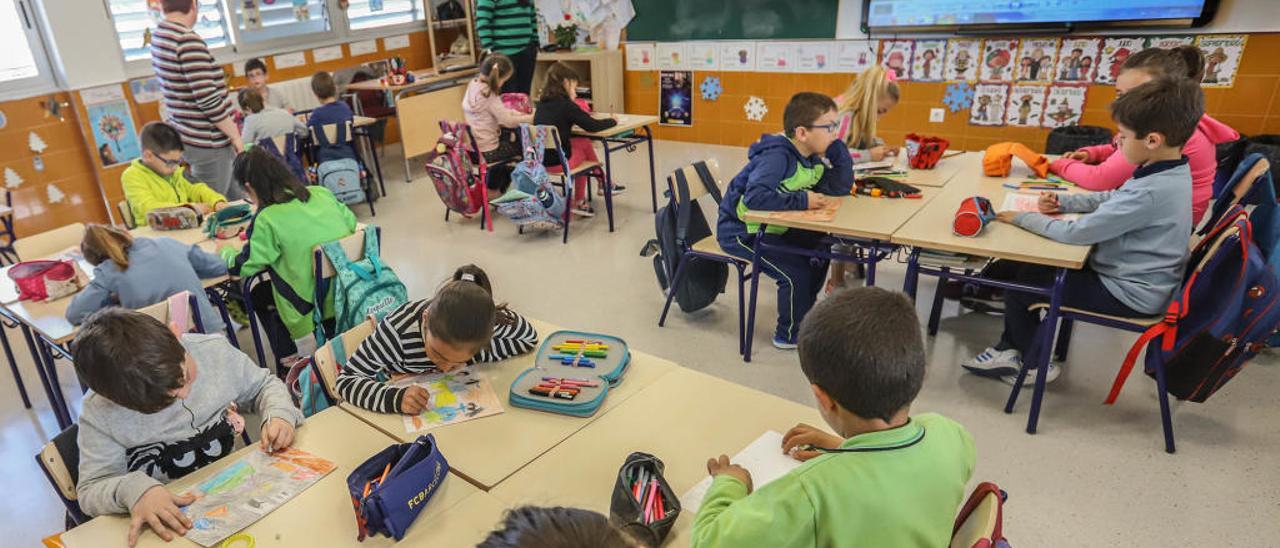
160,0,193,13
1121,45,1205,82
310,71,337,100
479,53,515,97
426,265,514,348
73,308,187,414
539,62,579,103
140,121,184,154
238,87,265,114
82,224,134,269
783,92,838,138
798,287,925,421
244,57,268,76
232,147,311,207
1110,77,1204,148
478,506,639,548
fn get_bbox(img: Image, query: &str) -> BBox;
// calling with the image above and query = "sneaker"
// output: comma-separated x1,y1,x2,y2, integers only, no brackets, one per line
572,204,596,218
600,184,626,196
961,347,1023,378
772,335,798,350
1001,363,1061,387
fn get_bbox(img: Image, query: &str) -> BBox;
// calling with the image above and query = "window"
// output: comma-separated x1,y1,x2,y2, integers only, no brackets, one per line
346,0,421,31
230,0,329,45
0,0,54,95
107,0,229,62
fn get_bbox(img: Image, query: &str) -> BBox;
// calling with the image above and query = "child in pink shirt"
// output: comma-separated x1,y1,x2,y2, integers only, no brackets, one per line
463,54,534,165
1050,46,1238,225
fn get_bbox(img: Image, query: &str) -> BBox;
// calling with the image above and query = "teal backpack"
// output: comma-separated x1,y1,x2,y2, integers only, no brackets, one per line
314,228,408,344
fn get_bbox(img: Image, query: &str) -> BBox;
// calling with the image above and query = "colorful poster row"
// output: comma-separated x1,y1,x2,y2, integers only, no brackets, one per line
626,34,1247,88
969,83,1088,129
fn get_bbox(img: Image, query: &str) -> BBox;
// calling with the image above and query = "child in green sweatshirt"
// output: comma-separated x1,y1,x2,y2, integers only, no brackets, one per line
693,287,976,548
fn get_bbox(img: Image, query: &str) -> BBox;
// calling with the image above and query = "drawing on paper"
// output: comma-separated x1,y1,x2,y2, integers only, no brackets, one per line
392,366,504,433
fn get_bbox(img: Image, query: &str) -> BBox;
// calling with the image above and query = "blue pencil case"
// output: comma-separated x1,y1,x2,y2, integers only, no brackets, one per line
508,330,631,417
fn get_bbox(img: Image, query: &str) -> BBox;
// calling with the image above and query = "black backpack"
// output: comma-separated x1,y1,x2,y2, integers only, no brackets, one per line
640,161,728,313
1044,125,1113,155
1215,134,1280,200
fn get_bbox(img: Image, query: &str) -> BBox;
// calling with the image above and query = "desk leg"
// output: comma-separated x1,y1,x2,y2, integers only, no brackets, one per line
903,248,921,301
864,241,880,287
34,334,72,429
0,323,30,408
366,133,386,197
743,226,767,363
601,144,616,233
927,267,951,336
1024,268,1066,434
19,325,64,428
644,126,657,213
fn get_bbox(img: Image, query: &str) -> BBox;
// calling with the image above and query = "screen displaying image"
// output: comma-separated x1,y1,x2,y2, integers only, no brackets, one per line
866,0,1208,29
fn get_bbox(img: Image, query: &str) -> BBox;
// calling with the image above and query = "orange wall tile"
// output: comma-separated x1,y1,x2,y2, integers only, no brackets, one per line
626,33,1280,154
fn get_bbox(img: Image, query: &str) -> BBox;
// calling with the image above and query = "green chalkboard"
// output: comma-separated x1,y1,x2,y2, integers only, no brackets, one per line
626,0,839,41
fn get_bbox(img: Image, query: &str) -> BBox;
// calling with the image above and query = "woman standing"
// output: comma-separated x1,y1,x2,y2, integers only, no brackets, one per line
476,0,540,94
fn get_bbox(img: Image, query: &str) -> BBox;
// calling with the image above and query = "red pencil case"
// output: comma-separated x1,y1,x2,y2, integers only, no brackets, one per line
8,260,81,301
610,452,680,547
905,133,950,170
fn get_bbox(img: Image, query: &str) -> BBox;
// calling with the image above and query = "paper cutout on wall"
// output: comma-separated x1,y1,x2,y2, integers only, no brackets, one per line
795,42,833,73
1006,84,1048,127
833,41,878,74
744,96,768,122
943,82,975,112
626,42,655,71
4,168,23,189
1096,37,1145,85
910,40,946,82
944,39,981,82
47,184,66,205
1055,37,1102,83
1197,34,1247,88
1015,38,1060,83
687,43,719,71
700,76,723,101
656,43,687,70
969,83,1009,127
756,43,796,73
979,39,1018,82
1146,35,1195,49
1042,84,1089,128
28,132,47,154
719,42,756,72
880,40,914,81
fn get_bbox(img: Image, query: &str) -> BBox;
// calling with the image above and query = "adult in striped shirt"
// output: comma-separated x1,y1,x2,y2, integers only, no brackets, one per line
337,265,539,414
151,0,244,201
476,0,540,94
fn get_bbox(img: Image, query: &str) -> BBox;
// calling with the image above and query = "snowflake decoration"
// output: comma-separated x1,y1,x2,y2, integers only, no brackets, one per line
744,96,768,122
700,76,723,101
943,82,975,113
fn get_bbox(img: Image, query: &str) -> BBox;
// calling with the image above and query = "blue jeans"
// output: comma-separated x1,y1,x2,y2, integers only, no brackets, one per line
997,263,1141,357
721,229,829,342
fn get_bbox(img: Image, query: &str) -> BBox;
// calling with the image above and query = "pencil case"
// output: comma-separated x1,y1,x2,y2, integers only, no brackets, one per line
954,196,996,237
609,452,680,548
346,434,448,541
905,133,950,169
508,330,631,417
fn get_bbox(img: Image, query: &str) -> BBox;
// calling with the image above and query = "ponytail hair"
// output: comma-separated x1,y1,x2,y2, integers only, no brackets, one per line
478,54,514,97
81,224,133,270
426,264,513,348
836,65,900,150
1121,45,1205,82
232,147,311,207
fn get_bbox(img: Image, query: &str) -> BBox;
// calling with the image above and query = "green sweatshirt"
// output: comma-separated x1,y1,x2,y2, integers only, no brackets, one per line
692,413,975,548
121,159,227,226
220,186,357,340
476,0,537,55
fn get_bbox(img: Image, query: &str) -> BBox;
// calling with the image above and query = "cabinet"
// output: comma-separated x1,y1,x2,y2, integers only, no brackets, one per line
426,0,478,72
532,49,624,113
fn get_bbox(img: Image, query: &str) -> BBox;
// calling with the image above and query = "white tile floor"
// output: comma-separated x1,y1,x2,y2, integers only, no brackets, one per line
4,140,1278,546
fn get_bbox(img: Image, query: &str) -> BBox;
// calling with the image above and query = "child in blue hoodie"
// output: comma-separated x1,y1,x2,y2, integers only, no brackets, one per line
717,92,854,349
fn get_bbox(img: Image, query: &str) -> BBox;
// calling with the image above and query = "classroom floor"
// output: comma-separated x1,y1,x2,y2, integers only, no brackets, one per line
4,139,1278,547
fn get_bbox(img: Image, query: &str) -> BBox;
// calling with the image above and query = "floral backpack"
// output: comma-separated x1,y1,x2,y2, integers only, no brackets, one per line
491,124,565,228
424,121,487,217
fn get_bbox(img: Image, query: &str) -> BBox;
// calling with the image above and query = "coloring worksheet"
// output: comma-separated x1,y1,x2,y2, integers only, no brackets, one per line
1055,37,1102,83
944,39,981,82
1042,84,1088,128
680,431,801,513
1001,192,1079,221
969,83,1009,127
1197,34,1247,88
1006,84,1048,127
910,40,946,82
390,366,504,433
180,448,335,546
1015,38,1059,83
880,40,915,80
979,39,1018,82
1096,37,1145,85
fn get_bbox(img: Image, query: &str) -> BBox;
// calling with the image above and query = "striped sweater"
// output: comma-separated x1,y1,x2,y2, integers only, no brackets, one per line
336,299,539,413
475,0,538,55
151,19,233,149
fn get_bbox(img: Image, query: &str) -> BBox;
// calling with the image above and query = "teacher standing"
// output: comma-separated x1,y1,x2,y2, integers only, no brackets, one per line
151,0,244,200
476,0,539,95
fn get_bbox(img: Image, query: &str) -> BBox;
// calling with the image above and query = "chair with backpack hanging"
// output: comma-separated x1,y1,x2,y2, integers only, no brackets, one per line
648,160,744,353
951,482,1011,548
424,120,492,231
491,124,570,242
286,317,377,417
310,120,377,216
544,125,615,234
35,424,89,528
310,226,407,345
257,134,308,185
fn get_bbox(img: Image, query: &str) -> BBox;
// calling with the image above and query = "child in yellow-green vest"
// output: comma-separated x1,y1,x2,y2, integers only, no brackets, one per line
122,122,228,227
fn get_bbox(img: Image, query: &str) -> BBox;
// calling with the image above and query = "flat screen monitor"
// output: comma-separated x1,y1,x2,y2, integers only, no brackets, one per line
864,0,1217,32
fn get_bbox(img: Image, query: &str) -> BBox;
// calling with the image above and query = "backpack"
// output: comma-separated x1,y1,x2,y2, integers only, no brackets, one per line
493,125,565,227
951,482,1011,548
1214,134,1280,199
317,158,367,205
1107,206,1280,404
1043,125,1113,155
641,161,727,313
285,335,353,417
314,228,408,343
424,121,486,217
256,134,307,184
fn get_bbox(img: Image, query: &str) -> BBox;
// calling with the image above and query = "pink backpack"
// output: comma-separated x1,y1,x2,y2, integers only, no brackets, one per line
424,121,487,219
501,93,532,114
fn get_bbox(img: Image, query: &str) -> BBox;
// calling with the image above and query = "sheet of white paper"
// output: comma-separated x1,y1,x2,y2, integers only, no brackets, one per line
680,431,802,513
1001,192,1079,221
852,160,896,171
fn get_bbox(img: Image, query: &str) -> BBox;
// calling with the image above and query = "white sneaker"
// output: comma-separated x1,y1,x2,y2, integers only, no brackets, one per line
572,205,595,218
961,347,1023,378
1001,363,1061,387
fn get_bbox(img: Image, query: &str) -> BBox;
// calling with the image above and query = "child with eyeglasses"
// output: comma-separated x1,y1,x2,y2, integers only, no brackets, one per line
121,122,229,227
336,265,539,415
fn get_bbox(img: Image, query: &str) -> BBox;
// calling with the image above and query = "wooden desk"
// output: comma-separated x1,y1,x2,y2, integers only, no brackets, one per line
61,408,499,547
345,69,475,182
572,113,662,213
742,188,940,242
490,367,822,546
344,68,477,94
573,114,659,139
876,149,977,188
339,318,680,490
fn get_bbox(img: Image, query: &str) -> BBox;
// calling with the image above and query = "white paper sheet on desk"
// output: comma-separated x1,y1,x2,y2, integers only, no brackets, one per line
852,159,895,171
1001,192,1079,221
680,431,802,513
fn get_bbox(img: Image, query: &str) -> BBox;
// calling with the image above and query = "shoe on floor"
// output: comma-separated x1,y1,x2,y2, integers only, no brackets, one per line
572,204,596,218
961,347,1023,378
772,335,798,350
1001,363,1062,387
600,184,626,196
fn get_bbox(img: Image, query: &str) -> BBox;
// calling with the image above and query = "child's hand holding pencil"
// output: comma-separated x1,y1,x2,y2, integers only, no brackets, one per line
706,454,754,493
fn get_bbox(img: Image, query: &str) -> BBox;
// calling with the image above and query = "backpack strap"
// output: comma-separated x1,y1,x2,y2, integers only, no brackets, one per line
672,168,696,247
691,161,723,204
361,228,386,278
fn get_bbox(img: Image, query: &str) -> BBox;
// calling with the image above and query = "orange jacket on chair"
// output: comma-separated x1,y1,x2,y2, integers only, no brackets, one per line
983,142,1050,178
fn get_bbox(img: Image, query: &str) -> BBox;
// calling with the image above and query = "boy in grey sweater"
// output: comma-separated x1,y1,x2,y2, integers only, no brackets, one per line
964,77,1204,386
238,87,306,146
74,308,303,546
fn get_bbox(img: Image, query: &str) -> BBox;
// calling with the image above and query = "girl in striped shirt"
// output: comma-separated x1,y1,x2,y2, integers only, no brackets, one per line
336,265,538,414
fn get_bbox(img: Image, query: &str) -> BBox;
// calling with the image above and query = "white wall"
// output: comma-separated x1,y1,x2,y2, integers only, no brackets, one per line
36,0,127,90
836,0,1280,39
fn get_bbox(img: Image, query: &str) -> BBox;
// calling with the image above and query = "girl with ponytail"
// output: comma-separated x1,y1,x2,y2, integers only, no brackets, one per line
834,65,901,164
336,264,538,415
464,53,534,191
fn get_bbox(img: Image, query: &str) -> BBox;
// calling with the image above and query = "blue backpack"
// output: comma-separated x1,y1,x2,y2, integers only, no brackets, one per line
315,228,407,343
255,134,307,183
1108,206,1280,404
317,158,367,205
492,124,565,227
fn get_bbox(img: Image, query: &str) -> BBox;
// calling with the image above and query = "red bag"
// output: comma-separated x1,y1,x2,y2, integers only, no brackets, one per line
8,260,81,302
501,93,533,114
905,133,950,169
953,196,996,237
